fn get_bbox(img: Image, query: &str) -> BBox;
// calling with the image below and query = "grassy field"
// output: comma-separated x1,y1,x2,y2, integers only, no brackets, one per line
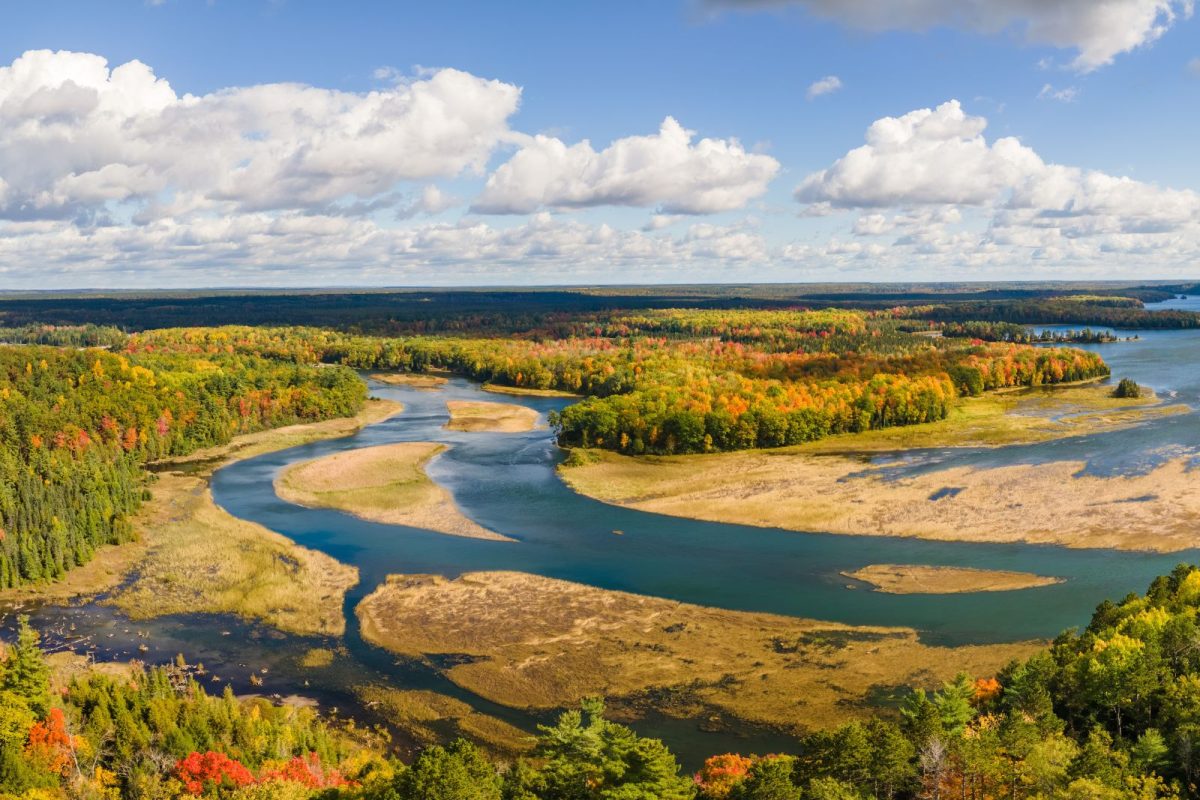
369,372,449,389
275,442,512,541
482,383,580,398
355,685,531,755
109,470,358,636
843,565,1063,594
560,385,1200,552
356,571,1038,734
445,400,541,432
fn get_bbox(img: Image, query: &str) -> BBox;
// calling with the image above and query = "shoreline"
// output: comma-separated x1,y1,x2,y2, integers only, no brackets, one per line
0,399,403,620
558,385,1200,553
275,442,513,542
356,571,1040,733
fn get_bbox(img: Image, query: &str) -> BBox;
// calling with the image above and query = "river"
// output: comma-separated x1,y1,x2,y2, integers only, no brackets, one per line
5,304,1199,766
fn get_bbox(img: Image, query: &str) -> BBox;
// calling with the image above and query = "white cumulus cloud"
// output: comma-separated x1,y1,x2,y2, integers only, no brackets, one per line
796,100,1046,207
789,98,1200,278
472,117,780,215
0,49,521,221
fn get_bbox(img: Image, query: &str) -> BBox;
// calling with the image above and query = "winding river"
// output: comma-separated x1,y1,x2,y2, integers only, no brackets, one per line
6,302,1200,765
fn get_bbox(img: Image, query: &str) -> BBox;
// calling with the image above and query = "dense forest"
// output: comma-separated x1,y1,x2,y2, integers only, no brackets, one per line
122,318,1108,456
0,285,1195,337
0,341,365,590
914,295,1200,330
9,565,1200,797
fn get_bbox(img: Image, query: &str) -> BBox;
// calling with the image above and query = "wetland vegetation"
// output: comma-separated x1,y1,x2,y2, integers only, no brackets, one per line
3,284,1200,798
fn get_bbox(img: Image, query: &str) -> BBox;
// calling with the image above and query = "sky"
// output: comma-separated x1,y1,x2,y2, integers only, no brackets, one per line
1,0,1198,288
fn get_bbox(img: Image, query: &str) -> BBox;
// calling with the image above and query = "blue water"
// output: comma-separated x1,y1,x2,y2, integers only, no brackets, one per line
209,324,1200,647
6,318,1199,765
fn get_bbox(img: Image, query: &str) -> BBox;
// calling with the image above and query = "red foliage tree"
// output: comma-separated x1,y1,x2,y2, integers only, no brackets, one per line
174,751,255,795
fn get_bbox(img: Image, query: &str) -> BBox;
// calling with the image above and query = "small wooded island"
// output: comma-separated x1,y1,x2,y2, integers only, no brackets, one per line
2,284,1200,799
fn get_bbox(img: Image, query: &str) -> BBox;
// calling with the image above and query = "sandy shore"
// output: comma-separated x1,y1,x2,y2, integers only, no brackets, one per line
445,399,540,432
356,571,1037,732
276,442,512,541
370,372,448,389
844,565,1063,594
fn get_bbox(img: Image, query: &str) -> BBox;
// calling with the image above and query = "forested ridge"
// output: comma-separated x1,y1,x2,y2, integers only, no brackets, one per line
8,565,1200,797
124,316,1108,456
0,339,365,590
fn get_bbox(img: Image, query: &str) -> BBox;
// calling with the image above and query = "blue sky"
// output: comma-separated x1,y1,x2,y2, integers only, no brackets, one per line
1,0,1198,287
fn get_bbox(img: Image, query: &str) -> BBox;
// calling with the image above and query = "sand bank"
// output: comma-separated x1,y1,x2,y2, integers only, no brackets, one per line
844,565,1063,594
445,400,540,432
276,442,511,541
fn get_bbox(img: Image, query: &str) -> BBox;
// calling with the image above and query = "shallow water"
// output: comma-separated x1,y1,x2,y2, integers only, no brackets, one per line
5,316,1200,766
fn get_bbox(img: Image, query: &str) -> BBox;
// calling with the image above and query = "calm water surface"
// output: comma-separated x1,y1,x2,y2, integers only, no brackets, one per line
5,311,1199,765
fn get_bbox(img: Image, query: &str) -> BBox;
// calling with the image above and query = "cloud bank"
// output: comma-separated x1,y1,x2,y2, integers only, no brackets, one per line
711,0,1193,71
472,117,779,214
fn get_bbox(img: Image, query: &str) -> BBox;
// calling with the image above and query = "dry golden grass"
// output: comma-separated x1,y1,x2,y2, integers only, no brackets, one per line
843,565,1063,594
560,385,1198,552
561,449,1200,552
370,372,448,389
482,383,581,398
109,470,357,636
356,572,1037,733
275,442,511,541
445,400,540,432
356,685,531,755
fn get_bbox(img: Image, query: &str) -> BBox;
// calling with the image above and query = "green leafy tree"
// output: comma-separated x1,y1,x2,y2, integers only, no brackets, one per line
1,616,51,716
515,698,693,800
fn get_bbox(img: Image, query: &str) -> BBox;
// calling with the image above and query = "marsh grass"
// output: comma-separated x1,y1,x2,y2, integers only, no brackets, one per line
110,471,357,636
354,685,531,754
843,565,1064,594
356,572,1037,733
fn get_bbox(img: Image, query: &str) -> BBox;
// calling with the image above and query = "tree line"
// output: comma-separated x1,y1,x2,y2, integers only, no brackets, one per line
0,343,365,590
124,324,1109,456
